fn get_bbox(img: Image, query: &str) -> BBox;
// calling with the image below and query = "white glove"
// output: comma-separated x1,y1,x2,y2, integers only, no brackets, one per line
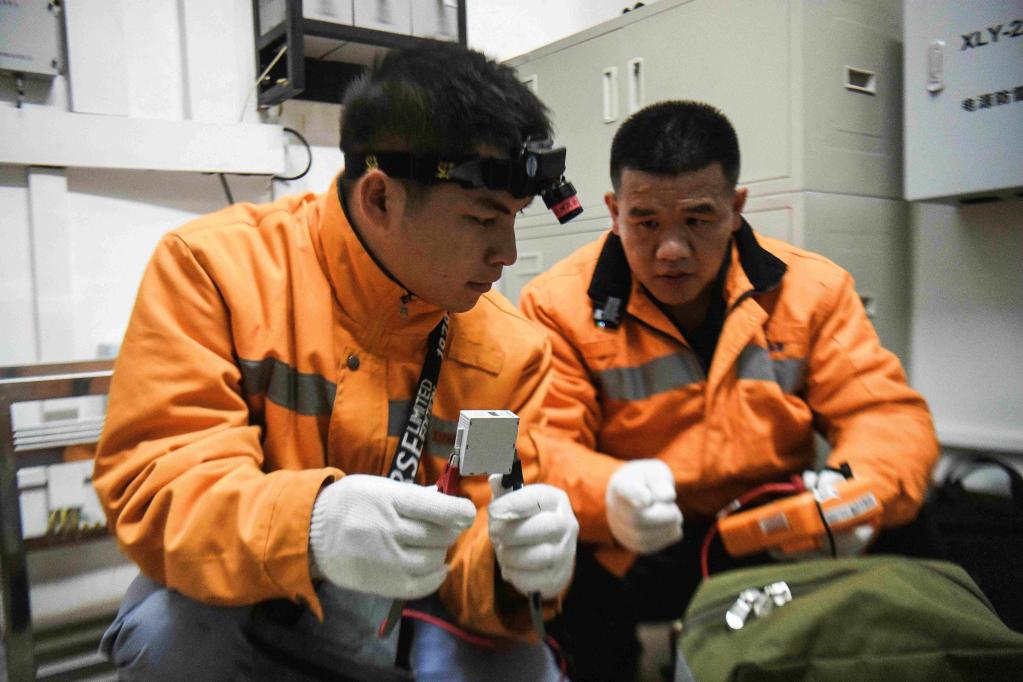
309,475,476,599
605,459,683,554
487,477,579,599
771,469,876,561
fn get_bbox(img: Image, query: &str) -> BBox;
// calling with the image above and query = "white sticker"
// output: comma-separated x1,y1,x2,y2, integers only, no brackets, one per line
823,492,878,525
758,512,790,536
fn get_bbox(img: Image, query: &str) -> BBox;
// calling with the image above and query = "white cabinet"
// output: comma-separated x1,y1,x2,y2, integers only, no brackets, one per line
903,0,1023,202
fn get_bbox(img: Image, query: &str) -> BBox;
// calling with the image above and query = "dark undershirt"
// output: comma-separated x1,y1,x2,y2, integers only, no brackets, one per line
656,249,731,374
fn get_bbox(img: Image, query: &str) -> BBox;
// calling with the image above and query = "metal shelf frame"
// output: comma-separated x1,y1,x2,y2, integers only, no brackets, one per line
0,360,115,681
253,0,467,107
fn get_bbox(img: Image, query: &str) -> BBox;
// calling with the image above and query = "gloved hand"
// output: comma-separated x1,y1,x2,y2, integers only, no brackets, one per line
487,477,579,599
605,459,683,554
309,474,476,599
771,469,877,561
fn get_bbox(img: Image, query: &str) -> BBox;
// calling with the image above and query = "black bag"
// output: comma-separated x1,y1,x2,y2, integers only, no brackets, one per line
927,455,1023,632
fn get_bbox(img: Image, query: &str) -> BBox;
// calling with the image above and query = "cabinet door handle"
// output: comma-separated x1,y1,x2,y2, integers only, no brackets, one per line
522,74,539,95
602,67,619,123
627,58,644,113
844,66,876,95
926,40,945,93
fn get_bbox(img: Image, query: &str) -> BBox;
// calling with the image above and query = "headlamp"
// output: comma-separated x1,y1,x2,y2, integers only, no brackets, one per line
344,138,583,224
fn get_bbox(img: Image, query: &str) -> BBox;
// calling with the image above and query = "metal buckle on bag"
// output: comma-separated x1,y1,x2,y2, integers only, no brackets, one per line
725,581,793,630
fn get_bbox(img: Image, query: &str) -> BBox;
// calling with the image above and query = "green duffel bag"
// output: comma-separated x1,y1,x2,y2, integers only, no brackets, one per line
676,555,1023,681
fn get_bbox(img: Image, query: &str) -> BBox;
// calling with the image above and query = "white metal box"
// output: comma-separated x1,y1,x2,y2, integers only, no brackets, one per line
454,410,519,476
0,0,61,78
903,0,1023,202
352,0,411,35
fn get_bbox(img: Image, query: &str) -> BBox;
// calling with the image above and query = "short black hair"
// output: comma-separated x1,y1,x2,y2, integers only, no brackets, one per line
609,100,740,191
340,42,551,159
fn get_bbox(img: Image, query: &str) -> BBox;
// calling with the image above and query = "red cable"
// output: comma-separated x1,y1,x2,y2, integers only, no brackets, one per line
700,522,719,579
732,481,803,508
400,608,568,681
544,632,569,680
401,609,499,649
700,478,805,579
398,460,567,678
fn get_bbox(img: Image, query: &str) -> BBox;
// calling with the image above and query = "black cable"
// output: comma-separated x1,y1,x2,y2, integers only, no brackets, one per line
275,126,313,182
218,173,235,204
215,126,310,206
813,497,838,558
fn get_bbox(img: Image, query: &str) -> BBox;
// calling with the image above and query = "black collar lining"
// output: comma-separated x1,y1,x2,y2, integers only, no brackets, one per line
587,218,787,327
336,176,416,301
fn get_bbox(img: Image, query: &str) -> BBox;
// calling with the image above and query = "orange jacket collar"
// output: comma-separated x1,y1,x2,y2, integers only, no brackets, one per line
311,177,448,351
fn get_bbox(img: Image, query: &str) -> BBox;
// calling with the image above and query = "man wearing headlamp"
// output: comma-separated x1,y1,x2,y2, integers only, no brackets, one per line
93,42,580,680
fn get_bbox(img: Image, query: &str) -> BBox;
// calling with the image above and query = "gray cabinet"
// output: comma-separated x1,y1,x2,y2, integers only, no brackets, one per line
503,0,911,363
508,0,903,212
743,192,911,362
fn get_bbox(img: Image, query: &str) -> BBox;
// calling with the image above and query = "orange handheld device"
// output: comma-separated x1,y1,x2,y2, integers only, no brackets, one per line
718,478,883,558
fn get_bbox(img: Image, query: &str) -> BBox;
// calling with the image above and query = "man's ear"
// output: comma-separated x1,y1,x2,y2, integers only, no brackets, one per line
605,191,620,235
731,186,748,233
356,170,392,229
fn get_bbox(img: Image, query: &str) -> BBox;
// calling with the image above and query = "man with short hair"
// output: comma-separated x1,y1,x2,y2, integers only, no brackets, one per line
94,43,578,680
519,100,939,680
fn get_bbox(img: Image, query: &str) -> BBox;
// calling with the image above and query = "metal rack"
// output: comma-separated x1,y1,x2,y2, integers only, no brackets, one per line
253,0,468,106
0,360,115,681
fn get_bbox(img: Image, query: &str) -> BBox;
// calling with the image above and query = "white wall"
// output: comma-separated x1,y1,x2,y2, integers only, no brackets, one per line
910,200,1023,454
0,0,276,632
0,0,273,367
0,166,34,365
467,0,659,61
67,169,272,360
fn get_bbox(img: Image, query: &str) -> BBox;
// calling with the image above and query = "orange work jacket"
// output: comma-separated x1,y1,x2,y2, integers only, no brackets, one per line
93,180,552,638
519,222,939,576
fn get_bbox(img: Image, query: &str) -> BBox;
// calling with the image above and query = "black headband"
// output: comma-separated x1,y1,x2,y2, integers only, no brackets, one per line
342,138,583,224
343,147,568,199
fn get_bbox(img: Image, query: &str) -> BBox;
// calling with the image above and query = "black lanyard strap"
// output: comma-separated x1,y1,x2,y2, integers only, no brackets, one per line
387,314,450,483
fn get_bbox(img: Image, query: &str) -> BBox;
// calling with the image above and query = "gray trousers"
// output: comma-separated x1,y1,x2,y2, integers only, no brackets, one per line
100,573,562,681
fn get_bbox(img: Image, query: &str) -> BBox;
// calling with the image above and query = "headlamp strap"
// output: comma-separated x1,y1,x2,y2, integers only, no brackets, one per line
344,146,569,200
345,152,477,185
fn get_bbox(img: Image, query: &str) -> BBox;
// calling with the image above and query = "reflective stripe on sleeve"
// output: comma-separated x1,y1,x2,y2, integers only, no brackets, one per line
596,351,705,401
238,357,336,416
737,345,806,394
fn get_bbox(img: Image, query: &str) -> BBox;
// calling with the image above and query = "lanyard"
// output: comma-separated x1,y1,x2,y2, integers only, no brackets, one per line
387,314,450,482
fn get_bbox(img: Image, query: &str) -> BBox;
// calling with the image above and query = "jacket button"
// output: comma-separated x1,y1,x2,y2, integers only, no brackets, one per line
346,354,360,371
